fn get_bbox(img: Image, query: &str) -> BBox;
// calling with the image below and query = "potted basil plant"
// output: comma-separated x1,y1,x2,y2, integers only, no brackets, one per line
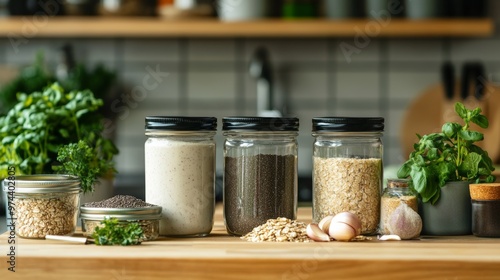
0,83,118,199
397,102,495,235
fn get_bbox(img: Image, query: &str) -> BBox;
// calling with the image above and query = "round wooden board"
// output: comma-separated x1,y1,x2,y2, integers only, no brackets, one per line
400,82,500,164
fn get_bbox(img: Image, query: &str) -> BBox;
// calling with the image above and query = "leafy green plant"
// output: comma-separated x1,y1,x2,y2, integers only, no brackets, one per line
0,53,55,115
398,102,495,204
53,140,117,193
92,217,143,246
0,83,118,192
0,52,117,117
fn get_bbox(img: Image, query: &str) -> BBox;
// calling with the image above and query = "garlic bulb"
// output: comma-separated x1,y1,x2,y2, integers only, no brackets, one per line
328,212,362,242
387,203,422,240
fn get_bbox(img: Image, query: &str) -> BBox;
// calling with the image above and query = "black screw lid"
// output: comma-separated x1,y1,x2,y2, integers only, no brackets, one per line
223,117,299,131
312,117,384,132
145,116,217,131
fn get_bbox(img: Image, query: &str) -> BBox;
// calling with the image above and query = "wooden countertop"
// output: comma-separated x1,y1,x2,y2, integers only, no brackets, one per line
1,205,500,279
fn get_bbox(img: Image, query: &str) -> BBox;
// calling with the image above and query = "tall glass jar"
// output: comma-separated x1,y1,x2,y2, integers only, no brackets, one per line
145,116,216,236
223,117,299,236
312,117,384,234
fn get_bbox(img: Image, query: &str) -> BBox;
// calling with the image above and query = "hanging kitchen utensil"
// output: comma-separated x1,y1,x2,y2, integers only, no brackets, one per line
441,61,458,123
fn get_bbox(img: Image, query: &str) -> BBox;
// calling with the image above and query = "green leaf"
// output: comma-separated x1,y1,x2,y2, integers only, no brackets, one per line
442,123,462,139
486,175,496,183
427,148,439,160
455,102,467,119
436,161,456,186
59,128,69,138
458,130,483,142
397,161,412,178
459,152,482,179
471,114,489,129
76,109,89,118
1,136,16,145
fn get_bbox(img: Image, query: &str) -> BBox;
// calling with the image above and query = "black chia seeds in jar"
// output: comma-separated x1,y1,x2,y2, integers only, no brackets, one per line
80,195,162,241
223,117,299,236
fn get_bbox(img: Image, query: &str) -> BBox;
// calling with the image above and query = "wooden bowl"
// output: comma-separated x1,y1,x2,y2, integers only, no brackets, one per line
470,183,500,200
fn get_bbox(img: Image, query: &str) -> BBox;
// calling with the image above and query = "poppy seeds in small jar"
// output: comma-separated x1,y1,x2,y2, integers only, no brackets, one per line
80,195,162,241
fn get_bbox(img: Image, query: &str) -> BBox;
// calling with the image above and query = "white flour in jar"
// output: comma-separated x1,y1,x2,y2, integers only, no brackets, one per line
145,139,215,236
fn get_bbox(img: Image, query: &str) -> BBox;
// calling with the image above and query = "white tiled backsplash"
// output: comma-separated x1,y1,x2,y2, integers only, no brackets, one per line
1,7,500,176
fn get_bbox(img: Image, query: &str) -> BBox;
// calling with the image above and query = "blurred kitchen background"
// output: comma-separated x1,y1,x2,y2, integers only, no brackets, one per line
1,0,500,229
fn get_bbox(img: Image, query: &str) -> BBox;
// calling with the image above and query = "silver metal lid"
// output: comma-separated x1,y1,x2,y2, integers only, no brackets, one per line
2,174,81,193
80,206,162,221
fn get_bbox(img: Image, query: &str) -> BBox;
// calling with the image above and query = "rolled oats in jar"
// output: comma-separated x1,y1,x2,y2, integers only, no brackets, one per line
312,117,384,234
2,174,81,239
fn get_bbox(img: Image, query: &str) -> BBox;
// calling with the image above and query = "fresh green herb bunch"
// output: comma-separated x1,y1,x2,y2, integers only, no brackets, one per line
0,83,118,192
92,217,144,246
398,102,495,204
54,140,116,193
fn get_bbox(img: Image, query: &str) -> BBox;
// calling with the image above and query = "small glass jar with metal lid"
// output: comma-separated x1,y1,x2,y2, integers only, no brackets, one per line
223,117,299,236
380,179,418,235
145,116,217,236
312,117,384,234
1,174,81,239
80,205,162,241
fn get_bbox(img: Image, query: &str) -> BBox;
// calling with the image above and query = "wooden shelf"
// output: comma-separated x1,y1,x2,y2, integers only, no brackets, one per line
0,17,493,38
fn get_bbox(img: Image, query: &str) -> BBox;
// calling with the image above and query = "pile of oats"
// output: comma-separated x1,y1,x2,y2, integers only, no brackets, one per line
241,217,311,242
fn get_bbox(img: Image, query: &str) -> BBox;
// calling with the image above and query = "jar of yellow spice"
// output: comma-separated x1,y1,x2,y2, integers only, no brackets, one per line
380,179,418,235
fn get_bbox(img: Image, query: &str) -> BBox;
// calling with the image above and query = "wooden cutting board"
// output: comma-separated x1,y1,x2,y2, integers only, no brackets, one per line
401,82,500,164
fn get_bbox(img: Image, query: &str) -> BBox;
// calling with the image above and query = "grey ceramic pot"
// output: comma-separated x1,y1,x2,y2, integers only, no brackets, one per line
420,181,472,235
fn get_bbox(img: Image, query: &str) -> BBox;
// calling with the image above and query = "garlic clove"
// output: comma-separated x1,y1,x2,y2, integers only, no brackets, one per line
318,215,334,233
306,223,331,242
378,234,402,241
329,222,357,242
331,212,362,236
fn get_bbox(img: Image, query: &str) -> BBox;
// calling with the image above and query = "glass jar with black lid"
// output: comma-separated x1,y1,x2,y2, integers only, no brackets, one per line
223,117,299,236
312,117,384,234
145,116,217,237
